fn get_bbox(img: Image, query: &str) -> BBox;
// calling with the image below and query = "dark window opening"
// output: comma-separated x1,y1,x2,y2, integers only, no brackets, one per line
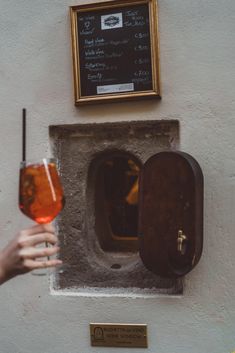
95,152,141,252
103,157,140,238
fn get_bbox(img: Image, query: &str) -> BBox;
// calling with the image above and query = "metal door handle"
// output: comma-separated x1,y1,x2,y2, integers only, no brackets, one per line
177,230,187,254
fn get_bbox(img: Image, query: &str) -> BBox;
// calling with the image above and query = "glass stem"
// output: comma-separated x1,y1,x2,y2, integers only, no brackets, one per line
45,241,50,261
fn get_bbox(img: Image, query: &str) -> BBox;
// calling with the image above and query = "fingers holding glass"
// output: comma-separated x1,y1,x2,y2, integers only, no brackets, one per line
18,159,65,272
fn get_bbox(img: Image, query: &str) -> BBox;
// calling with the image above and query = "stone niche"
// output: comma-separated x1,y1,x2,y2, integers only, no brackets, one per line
49,120,182,296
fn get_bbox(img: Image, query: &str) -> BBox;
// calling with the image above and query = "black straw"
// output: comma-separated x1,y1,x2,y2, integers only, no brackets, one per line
22,108,26,162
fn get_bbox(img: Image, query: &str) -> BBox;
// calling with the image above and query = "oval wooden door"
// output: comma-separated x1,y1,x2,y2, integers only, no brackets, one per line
138,151,203,278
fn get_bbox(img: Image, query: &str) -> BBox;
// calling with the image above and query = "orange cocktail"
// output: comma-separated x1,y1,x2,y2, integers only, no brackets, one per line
19,159,64,224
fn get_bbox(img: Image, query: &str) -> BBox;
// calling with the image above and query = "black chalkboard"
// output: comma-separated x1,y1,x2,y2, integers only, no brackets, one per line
70,0,160,104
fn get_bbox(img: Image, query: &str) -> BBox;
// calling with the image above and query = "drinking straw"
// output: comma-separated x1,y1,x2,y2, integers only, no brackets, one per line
22,108,26,162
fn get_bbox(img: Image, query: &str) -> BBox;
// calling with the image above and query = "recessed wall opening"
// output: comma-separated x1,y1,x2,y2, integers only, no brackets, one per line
50,120,182,295
95,152,141,253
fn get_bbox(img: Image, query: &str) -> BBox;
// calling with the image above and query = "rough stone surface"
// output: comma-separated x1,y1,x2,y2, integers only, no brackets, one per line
50,120,181,294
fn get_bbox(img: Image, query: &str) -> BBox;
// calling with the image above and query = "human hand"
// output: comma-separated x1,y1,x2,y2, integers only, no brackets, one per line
0,224,62,284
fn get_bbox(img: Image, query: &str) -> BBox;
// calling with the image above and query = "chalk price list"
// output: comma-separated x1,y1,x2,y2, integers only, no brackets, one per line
77,4,153,96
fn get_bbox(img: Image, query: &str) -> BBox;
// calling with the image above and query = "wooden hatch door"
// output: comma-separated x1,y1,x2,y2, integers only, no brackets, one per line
138,151,203,278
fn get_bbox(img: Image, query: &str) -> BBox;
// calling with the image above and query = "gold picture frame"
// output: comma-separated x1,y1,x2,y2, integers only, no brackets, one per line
70,0,160,105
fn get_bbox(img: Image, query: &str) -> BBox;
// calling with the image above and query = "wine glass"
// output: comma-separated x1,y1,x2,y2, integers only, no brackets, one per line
19,158,64,223
19,158,65,271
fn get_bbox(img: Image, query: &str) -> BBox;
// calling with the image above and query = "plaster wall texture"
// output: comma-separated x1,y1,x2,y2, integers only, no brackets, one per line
0,0,235,352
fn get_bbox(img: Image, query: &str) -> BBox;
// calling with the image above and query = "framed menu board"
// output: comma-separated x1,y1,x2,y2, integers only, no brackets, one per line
70,0,160,105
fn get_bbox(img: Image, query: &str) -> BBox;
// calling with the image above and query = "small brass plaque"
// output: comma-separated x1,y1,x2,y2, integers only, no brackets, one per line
90,323,148,348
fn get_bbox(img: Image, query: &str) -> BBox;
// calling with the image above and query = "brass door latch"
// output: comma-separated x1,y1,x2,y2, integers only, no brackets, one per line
177,230,187,255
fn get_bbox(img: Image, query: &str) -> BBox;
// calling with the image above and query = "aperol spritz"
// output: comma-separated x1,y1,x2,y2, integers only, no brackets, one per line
19,158,64,223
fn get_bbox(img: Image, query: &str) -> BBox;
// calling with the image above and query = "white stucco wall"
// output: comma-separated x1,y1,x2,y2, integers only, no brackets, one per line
0,0,235,352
